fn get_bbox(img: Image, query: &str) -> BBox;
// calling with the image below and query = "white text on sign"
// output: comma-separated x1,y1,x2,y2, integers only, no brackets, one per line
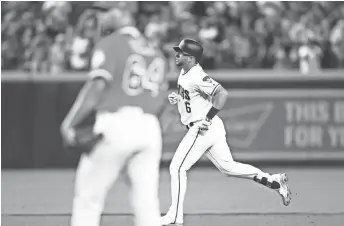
284,101,344,148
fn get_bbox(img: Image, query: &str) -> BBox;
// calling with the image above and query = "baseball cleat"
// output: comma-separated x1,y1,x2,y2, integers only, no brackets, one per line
160,214,183,226
273,173,291,206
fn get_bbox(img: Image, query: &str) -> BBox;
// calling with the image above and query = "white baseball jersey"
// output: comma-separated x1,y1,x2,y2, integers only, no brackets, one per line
165,64,283,225
177,64,220,125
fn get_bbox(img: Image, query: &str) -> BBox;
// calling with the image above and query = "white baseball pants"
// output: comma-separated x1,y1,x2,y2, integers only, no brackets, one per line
167,116,271,223
71,107,162,226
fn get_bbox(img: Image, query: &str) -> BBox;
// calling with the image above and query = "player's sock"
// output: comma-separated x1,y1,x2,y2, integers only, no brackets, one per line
253,174,280,189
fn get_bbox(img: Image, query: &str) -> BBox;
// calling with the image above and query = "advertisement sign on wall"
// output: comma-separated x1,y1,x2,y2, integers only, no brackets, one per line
2,71,344,167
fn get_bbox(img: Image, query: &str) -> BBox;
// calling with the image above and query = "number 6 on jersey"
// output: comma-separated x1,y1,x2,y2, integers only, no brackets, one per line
185,102,191,113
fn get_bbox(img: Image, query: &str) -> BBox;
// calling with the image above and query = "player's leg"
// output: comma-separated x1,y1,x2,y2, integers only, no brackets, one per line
126,114,162,226
205,138,291,206
205,138,274,180
162,127,210,225
70,142,126,226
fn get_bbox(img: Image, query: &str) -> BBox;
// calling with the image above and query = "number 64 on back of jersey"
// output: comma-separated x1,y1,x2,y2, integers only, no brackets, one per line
122,54,165,97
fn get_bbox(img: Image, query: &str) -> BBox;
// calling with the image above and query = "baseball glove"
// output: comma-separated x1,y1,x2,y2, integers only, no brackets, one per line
65,126,104,155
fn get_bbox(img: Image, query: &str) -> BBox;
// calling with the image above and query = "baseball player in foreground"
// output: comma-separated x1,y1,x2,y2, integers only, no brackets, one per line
161,39,292,226
61,5,167,226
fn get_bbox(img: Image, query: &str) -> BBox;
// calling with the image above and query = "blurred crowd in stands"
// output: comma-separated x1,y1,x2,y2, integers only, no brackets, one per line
2,1,344,75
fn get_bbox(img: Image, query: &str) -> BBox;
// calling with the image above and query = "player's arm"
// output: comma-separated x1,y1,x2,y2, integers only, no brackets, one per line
206,84,228,121
61,44,112,146
196,75,228,130
60,77,108,145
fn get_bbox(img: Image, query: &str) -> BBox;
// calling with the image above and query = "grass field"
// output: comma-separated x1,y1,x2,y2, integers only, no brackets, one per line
2,166,344,226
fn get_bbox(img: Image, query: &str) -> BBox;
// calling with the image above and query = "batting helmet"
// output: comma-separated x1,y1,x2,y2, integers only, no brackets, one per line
173,39,203,62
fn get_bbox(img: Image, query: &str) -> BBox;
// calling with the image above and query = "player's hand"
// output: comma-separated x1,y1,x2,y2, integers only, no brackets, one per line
74,128,103,151
61,126,103,154
61,127,77,146
168,92,179,105
199,118,212,131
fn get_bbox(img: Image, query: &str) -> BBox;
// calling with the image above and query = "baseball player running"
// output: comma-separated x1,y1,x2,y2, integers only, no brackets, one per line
161,39,291,226
61,5,167,226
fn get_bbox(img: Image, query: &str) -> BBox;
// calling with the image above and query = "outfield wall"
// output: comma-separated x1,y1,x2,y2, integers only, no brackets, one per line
2,70,344,168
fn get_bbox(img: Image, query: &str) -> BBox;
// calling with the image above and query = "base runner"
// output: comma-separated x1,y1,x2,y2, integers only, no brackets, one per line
161,39,292,226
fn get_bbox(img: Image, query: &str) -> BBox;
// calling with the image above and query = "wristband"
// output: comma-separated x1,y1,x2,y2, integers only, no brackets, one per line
206,106,220,120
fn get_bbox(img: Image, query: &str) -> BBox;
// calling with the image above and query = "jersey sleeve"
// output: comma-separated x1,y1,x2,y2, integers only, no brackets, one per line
88,39,113,82
196,75,221,96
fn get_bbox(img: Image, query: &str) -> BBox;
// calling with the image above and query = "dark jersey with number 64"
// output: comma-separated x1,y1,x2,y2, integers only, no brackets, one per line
89,27,168,115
